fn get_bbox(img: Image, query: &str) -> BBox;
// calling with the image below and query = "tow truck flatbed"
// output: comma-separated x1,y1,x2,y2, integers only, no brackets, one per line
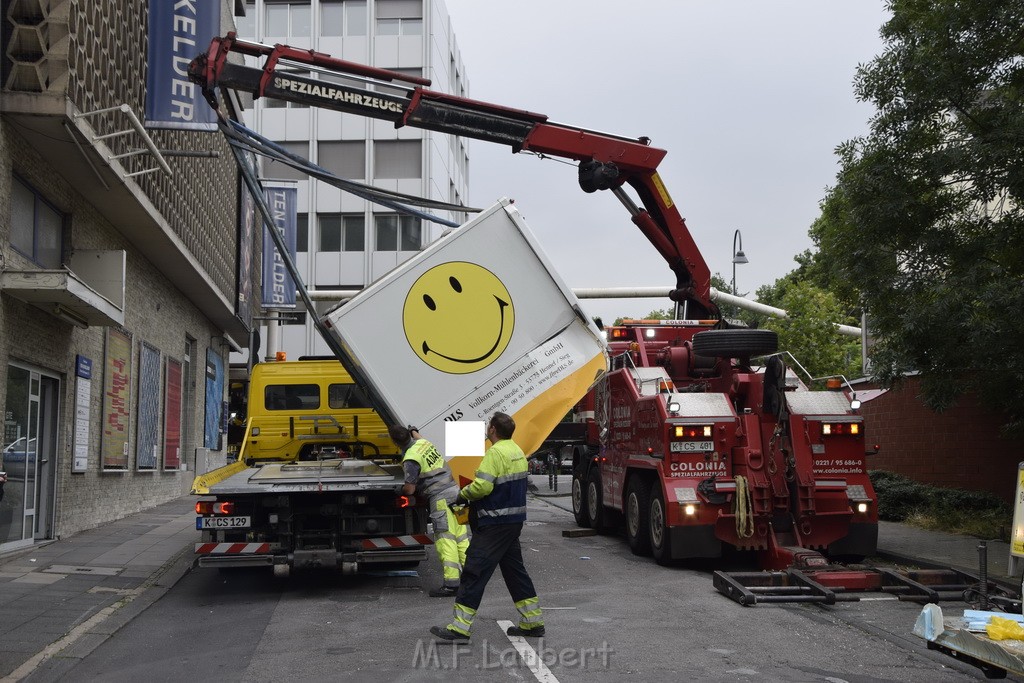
194,458,406,496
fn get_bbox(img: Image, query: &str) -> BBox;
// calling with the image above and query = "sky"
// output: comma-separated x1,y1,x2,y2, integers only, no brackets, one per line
441,0,891,324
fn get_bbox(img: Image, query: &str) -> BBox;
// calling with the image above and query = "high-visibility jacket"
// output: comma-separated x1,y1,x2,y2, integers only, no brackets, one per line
459,438,528,526
402,438,456,499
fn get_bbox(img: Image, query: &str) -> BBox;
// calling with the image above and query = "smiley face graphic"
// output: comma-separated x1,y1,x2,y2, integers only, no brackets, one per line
403,262,515,374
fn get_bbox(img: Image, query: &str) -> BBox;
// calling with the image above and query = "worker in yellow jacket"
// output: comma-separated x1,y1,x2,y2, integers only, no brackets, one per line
389,425,469,597
431,412,545,641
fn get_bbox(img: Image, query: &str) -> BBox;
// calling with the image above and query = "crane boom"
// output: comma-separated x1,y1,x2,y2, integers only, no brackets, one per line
189,32,717,318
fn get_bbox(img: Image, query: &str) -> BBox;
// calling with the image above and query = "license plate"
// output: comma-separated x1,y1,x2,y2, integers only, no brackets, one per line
197,516,252,530
670,440,714,452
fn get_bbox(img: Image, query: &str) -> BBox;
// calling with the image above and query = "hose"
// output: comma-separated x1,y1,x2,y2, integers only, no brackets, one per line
734,475,755,539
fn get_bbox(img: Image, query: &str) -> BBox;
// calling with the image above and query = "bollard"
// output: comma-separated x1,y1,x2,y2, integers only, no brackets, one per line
978,540,990,611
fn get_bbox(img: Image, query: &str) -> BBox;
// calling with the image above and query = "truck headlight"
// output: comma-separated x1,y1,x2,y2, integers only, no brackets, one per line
856,502,869,514
684,504,697,516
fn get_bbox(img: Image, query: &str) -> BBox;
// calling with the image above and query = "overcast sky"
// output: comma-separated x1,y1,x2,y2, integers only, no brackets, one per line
441,1,891,323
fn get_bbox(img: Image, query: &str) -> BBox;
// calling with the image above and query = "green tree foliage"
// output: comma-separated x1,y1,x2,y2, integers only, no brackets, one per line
761,281,862,381
613,308,671,326
813,0,1024,432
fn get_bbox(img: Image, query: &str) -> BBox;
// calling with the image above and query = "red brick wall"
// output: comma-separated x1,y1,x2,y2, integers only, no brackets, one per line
858,376,1023,503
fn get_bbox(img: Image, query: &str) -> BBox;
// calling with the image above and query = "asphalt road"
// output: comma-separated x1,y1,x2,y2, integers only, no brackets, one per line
27,491,1012,682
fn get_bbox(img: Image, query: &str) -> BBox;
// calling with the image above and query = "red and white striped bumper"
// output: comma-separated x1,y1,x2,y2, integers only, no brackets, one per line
359,534,433,550
195,542,271,555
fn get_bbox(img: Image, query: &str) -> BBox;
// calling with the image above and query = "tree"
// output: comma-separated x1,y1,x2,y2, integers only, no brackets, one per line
761,281,862,382
813,0,1024,431
613,308,670,326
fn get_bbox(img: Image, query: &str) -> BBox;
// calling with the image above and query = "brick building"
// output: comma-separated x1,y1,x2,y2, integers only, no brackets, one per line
856,375,1024,504
0,0,253,552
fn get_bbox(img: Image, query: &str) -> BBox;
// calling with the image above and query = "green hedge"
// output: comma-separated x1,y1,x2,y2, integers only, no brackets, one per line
869,470,1010,523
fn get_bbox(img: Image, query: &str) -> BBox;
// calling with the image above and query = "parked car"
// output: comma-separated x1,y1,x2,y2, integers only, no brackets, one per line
2,437,35,479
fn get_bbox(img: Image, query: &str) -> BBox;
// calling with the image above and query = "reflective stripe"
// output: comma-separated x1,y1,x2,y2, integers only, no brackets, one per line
495,470,528,485
478,505,528,518
475,470,496,483
449,602,476,635
443,560,462,571
436,531,456,542
515,596,544,628
454,532,469,543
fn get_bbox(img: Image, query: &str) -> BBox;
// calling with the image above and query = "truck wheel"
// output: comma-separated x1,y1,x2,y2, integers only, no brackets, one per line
691,329,778,359
587,469,610,534
649,485,674,565
572,466,591,527
625,478,652,556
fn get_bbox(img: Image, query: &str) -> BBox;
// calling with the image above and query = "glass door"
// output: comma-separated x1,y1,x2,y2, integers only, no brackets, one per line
1,364,58,549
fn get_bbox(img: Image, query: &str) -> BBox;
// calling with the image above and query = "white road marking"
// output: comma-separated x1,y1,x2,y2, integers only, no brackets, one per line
497,619,559,683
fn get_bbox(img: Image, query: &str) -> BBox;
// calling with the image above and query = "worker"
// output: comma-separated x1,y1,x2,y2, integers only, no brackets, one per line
430,412,545,641
388,425,468,597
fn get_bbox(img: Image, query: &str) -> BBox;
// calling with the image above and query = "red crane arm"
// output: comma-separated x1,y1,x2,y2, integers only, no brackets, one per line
190,33,715,317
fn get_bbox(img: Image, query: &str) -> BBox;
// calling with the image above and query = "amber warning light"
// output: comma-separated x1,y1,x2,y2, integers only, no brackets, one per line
822,423,860,436
675,425,712,439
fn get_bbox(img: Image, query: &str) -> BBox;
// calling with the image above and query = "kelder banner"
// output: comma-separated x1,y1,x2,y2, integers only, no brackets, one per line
261,185,298,309
322,199,608,485
145,0,219,130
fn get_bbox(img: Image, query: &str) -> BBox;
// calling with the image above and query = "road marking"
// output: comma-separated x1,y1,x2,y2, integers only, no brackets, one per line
497,619,559,683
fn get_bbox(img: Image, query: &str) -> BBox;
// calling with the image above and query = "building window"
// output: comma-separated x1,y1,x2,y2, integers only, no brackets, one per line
375,214,421,251
10,176,63,268
376,67,420,97
376,0,422,35
318,140,366,179
236,2,256,37
264,141,308,182
374,140,420,179
296,213,309,252
320,214,365,252
265,1,311,39
321,0,366,37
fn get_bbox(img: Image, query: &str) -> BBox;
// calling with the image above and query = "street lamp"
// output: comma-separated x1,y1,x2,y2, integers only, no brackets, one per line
731,229,748,296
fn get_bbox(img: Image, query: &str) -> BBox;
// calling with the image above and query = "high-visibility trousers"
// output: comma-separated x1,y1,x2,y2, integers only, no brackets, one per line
431,496,469,588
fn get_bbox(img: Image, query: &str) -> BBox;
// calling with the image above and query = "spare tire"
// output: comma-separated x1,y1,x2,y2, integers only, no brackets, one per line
691,329,778,359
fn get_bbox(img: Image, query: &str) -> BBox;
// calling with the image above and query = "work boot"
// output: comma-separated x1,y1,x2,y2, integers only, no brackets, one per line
428,585,458,597
506,625,545,638
430,625,469,641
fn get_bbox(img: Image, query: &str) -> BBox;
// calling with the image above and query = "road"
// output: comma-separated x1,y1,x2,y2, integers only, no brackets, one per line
26,480,1010,682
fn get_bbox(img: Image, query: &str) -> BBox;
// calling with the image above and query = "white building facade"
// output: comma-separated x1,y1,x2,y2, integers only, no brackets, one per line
236,0,470,358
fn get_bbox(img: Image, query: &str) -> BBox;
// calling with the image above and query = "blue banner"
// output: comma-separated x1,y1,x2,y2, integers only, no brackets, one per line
261,185,298,309
145,0,218,130
204,349,224,450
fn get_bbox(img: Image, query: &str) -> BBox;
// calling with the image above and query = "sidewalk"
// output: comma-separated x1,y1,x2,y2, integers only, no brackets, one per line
0,496,197,682
0,490,1020,681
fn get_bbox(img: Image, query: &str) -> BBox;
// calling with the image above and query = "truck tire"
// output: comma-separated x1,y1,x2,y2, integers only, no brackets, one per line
572,466,591,527
691,329,778,359
625,477,652,556
587,468,610,534
649,485,674,565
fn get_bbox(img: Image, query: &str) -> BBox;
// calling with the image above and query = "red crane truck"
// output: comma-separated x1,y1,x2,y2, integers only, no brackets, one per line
188,33,877,573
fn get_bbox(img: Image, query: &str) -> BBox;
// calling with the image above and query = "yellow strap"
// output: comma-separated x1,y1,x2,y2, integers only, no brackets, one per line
734,475,755,539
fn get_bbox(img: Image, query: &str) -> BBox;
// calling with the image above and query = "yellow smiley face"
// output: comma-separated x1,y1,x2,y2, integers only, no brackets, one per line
403,262,515,374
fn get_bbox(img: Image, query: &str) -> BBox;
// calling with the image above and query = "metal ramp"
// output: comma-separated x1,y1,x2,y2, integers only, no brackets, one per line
713,565,1017,607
